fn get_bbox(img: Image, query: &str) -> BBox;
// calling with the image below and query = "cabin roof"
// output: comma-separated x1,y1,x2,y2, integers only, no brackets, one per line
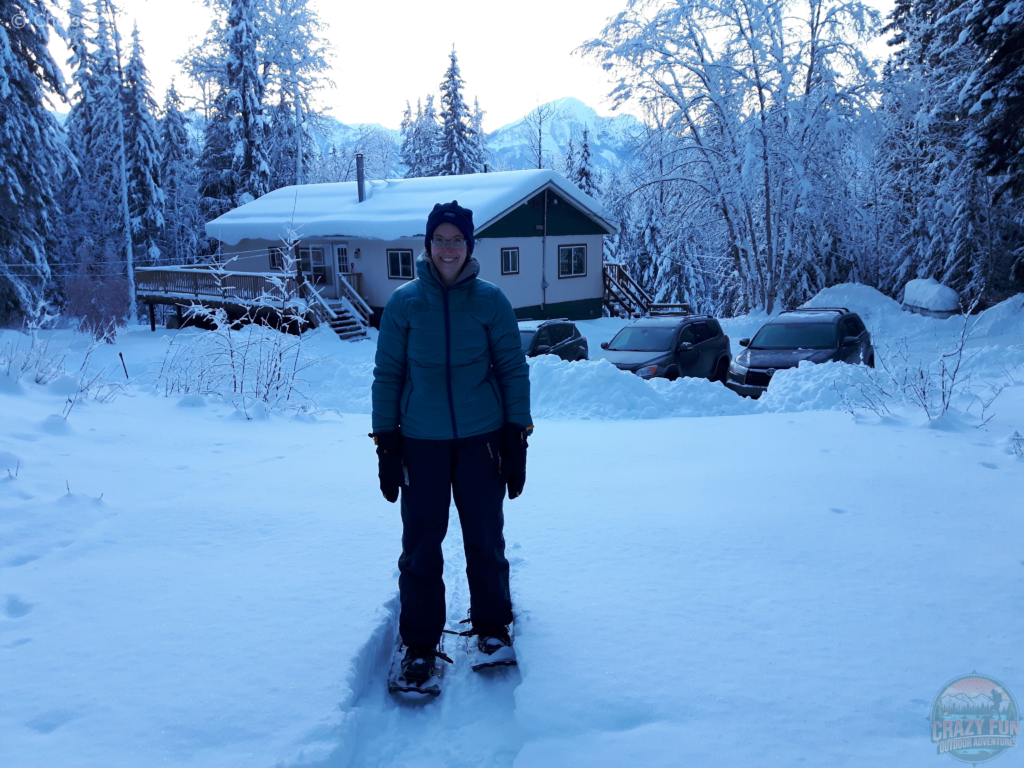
205,169,616,246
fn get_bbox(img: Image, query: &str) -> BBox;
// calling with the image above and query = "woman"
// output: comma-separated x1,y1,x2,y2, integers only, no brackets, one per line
370,200,532,685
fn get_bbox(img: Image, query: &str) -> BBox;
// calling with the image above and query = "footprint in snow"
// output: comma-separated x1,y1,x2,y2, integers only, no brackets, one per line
4,595,34,618
979,462,998,469
830,508,848,515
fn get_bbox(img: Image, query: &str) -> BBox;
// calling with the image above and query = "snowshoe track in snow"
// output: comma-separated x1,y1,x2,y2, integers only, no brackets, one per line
328,509,524,767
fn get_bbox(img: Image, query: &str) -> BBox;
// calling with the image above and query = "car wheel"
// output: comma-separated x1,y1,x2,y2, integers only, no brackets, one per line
666,366,680,381
713,358,729,383
866,351,875,368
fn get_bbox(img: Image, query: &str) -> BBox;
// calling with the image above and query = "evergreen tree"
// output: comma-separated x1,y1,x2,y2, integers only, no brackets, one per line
418,95,443,176
467,96,487,173
563,136,577,181
573,127,599,197
159,82,202,265
961,0,1024,198
224,0,269,204
123,24,164,264
437,48,475,176
0,0,67,321
398,100,416,176
265,93,298,189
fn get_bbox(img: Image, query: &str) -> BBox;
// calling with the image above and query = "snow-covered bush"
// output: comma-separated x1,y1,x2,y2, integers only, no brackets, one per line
836,315,1008,422
0,333,66,385
152,309,323,416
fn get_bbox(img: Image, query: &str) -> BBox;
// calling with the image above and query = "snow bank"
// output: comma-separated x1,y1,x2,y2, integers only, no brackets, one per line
902,277,960,315
529,356,754,420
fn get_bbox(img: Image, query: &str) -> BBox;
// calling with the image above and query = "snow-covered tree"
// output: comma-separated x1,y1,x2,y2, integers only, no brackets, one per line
123,24,164,265
224,0,269,204
468,97,488,173
960,0,1024,199
0,0,67,321
437,48,477,176
572,127,599,198
583,0,882,313
159,82,202,265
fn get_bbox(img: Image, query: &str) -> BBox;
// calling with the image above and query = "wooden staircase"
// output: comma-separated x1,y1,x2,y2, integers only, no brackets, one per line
301,280,372,342
323,300,369,341
603,262,692,317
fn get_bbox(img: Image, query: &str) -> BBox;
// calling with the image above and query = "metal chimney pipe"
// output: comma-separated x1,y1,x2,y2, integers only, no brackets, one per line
356,152,365,202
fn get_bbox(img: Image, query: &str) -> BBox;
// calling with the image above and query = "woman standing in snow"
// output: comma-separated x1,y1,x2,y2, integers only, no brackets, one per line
370,200,532,687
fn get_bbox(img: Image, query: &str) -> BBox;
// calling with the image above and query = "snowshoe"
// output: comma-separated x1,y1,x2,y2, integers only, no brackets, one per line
387,640,452,697
450,619,517,671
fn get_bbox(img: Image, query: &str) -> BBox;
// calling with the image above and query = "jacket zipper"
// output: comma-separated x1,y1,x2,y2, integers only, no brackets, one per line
442,285,459,439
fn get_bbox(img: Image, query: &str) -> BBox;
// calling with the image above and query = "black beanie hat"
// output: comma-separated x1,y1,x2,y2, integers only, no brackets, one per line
425,200,475,256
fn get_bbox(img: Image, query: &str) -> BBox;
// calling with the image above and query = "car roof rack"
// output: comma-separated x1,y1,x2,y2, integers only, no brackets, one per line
782,306,849,314
648,303,692,316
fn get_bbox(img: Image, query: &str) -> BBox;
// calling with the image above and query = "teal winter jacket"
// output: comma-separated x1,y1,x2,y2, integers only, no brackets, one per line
371,254,531,440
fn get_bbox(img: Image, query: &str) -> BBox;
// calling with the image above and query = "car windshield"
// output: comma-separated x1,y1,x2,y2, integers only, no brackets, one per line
751,322,837,350
607,326,676,352
519,331,535,351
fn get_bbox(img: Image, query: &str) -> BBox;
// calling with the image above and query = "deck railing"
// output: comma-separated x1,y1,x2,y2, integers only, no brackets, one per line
136,266,301,305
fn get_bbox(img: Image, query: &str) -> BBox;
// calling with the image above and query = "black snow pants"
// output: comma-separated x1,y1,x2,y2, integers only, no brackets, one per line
398,429,513,648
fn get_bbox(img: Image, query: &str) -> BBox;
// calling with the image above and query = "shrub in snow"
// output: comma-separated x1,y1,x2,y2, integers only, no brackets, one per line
902,278,960,318
153,309,322,416
64,268,130,343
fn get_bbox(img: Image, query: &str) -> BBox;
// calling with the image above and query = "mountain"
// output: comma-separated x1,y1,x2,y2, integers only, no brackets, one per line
485,97,642,172
318,97,642,174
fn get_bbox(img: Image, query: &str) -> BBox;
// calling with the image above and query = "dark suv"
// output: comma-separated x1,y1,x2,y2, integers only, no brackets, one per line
519,319,589,361
726,307,874,398
599,315,731,381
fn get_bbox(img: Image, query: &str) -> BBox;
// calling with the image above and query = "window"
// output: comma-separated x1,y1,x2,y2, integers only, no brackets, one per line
535,327,554,347
550,324,573,344
388,249,414,279
299,247,328,286
336,245,350,274
501,247,520,275
676,325,698,346
269,247,286,270
690,322,714,344
558,244,587,278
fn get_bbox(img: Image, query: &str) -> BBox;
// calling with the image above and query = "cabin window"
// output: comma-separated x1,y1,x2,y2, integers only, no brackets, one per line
299,247,328,285
388,249,414,279
558,244,587,278
269,247,286,270
501,247,520,275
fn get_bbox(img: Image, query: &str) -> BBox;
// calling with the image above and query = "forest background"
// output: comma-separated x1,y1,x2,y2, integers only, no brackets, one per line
1,0,1022,332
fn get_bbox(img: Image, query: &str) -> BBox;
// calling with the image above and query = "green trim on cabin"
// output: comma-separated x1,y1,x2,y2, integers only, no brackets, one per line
476,192,611,239
513,297,603,321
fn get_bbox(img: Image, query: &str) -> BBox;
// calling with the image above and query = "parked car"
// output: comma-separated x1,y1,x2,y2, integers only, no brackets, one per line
726,307,875,398
519,319,589,361
599,315,731,381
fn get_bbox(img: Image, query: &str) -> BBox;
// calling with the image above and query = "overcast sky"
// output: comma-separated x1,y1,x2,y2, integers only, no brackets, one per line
51,0,893,132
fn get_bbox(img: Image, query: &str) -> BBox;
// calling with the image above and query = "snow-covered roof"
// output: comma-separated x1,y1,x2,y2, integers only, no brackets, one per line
205,169,616,246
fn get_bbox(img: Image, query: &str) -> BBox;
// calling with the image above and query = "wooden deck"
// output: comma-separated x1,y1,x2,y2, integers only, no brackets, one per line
136,266,372,340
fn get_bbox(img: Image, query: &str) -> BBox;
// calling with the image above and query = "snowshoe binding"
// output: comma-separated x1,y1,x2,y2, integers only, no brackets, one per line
449,618,517,672
387,640,452,697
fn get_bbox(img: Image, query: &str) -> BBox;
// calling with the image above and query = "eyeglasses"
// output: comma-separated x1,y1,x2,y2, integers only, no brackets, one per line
431,237,467,249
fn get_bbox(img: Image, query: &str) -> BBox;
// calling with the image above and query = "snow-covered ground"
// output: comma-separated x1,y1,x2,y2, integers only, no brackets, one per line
2,286,1023,767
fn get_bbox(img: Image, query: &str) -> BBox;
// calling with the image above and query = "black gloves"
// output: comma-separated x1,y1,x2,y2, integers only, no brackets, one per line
500,422,532,500
370,431,404,503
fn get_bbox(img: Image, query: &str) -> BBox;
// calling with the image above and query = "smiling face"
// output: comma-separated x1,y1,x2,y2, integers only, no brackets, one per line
429,222,468,286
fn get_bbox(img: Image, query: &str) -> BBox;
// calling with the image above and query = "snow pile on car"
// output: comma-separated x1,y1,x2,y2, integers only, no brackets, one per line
902,277,960,315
